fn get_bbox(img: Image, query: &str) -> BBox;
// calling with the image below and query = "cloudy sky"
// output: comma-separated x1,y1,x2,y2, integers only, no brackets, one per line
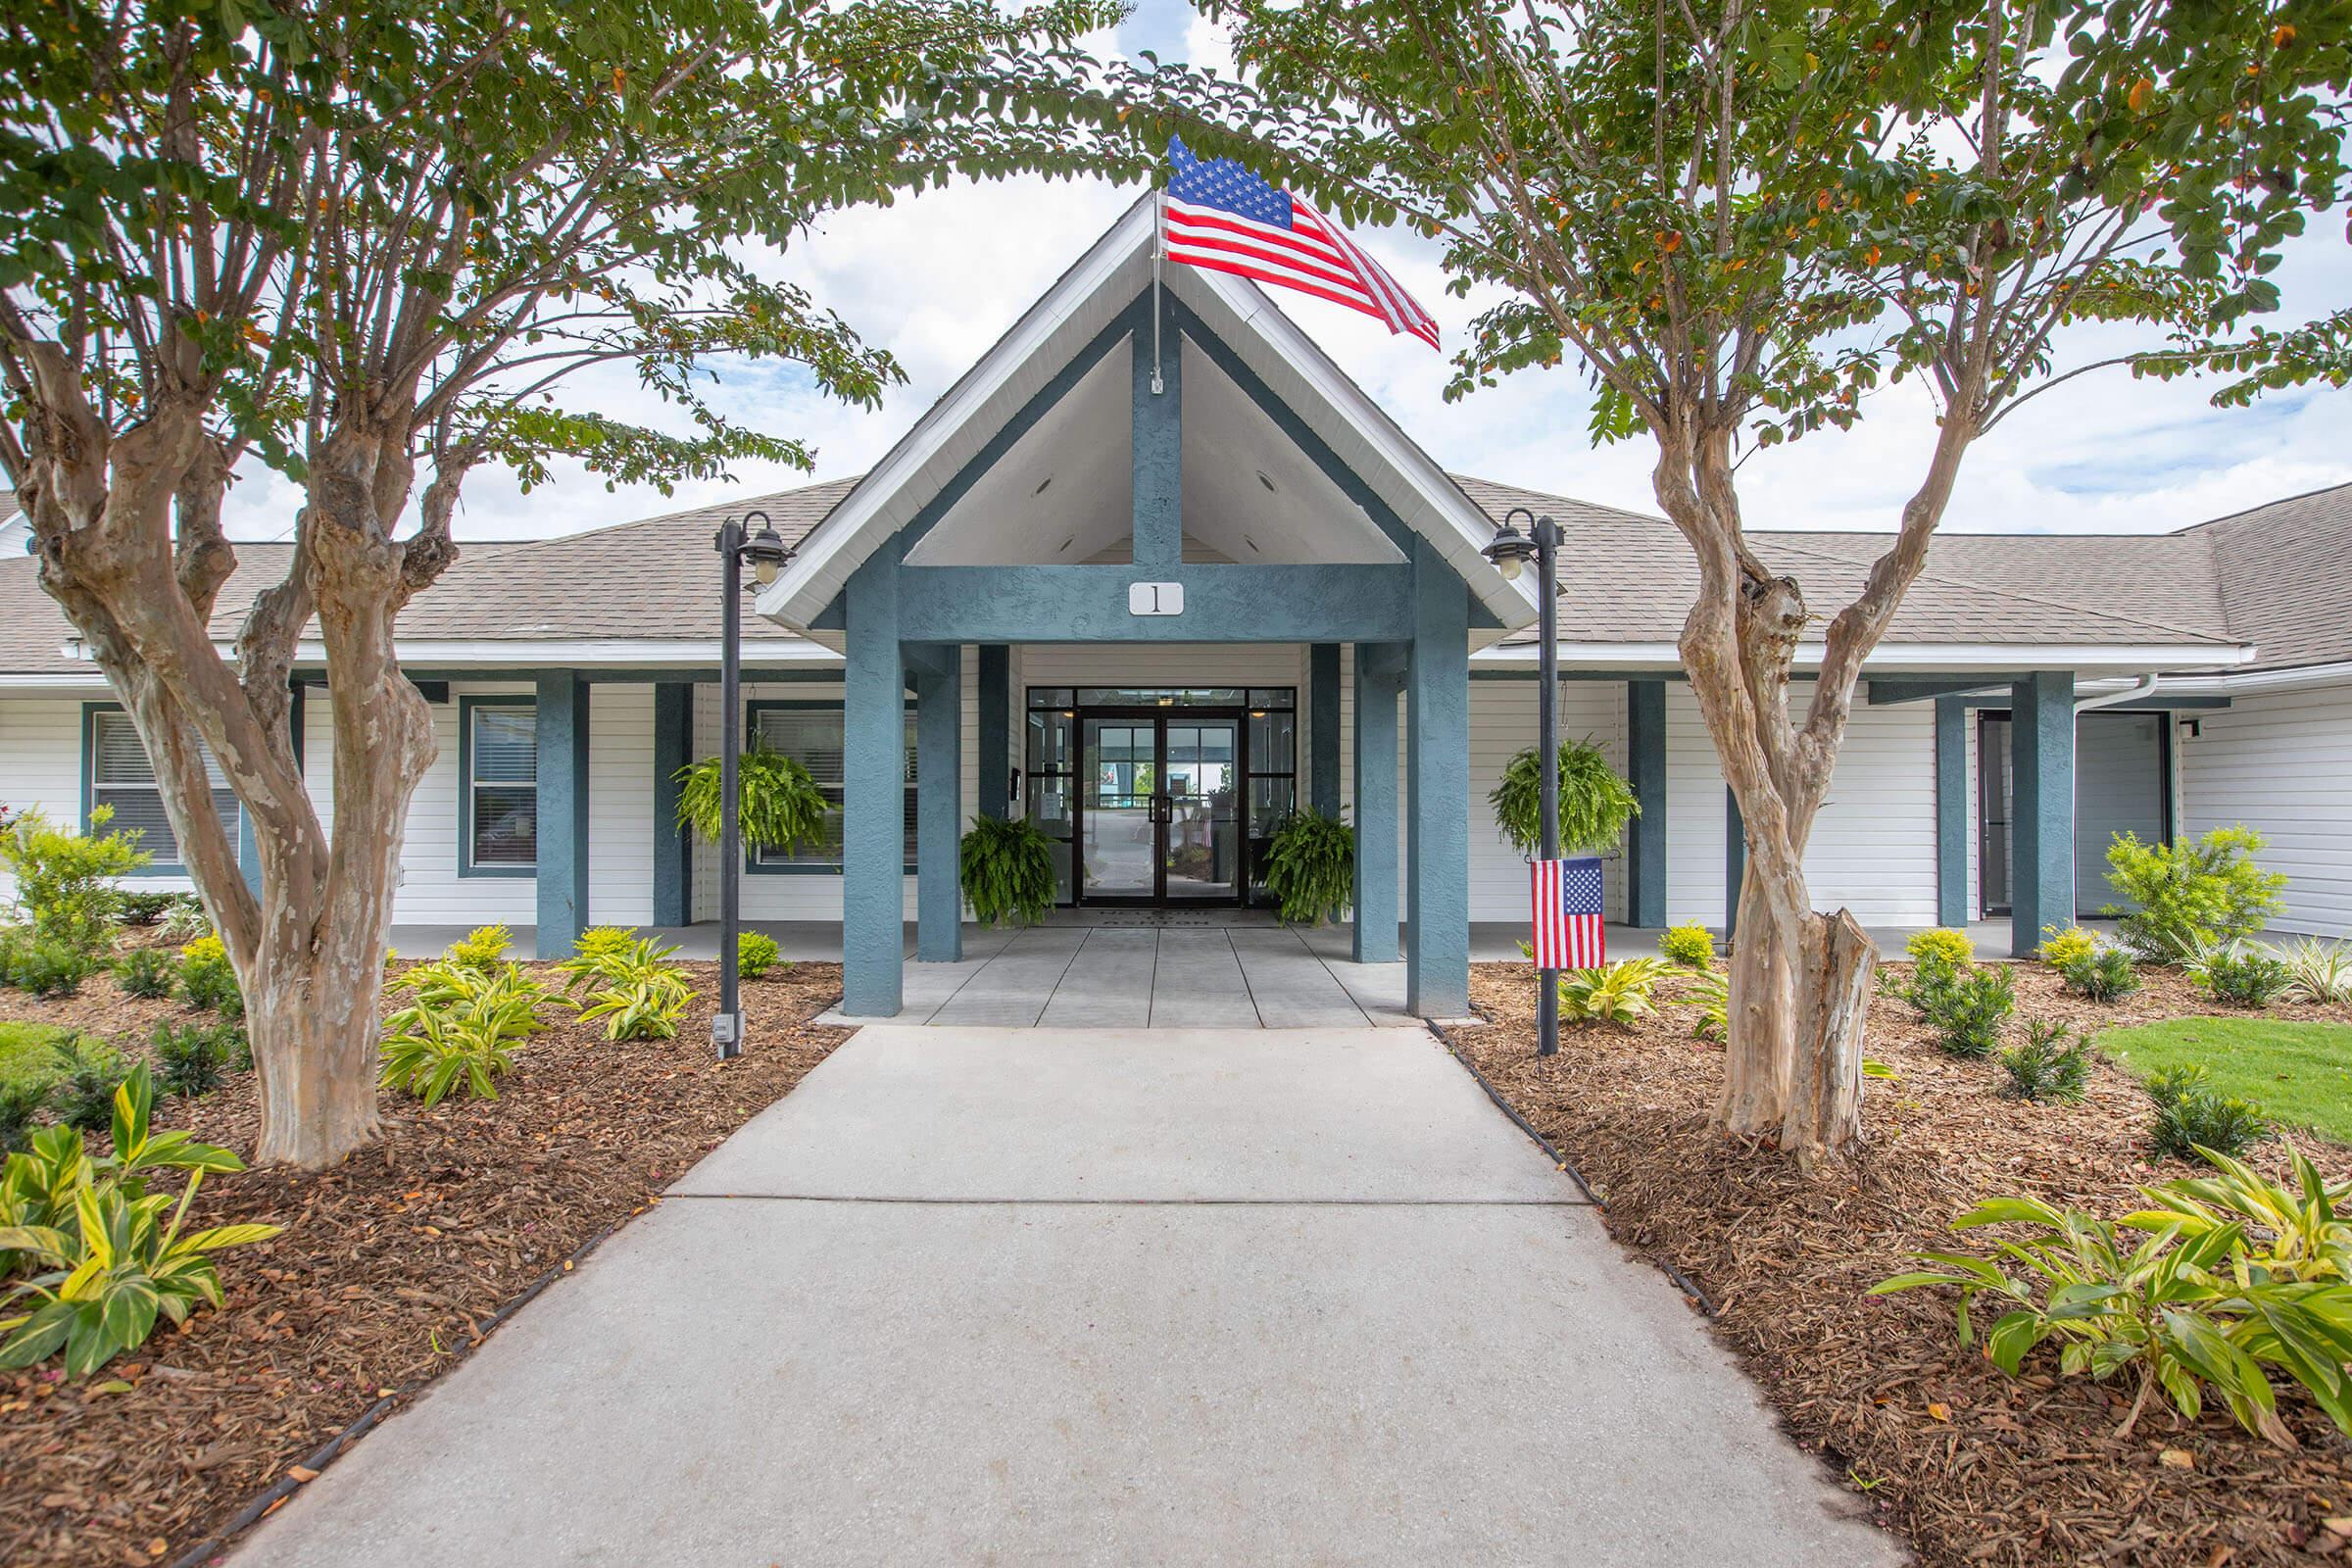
221,0,2352,545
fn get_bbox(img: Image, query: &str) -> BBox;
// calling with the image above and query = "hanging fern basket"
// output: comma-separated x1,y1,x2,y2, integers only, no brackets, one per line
960,814,1057,928
1489,738,1639,858
673,748,830,856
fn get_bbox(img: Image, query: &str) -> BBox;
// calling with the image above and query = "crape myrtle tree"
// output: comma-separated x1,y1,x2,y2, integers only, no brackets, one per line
0,0,1134,1167
1120,0,2347,1166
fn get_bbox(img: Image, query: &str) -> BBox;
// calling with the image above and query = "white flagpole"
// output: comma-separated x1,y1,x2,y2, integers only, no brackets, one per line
1151,187,1166,396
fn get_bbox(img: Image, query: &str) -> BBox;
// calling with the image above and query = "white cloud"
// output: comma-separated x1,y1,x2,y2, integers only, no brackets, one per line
219,2,2352,548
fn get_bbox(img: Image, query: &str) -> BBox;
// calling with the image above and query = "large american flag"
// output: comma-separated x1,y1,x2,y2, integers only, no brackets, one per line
1163,138,1440,349
1530,857,1607,970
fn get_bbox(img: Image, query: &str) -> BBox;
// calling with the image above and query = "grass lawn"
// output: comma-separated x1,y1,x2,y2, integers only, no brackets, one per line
2097,1015,2352,1144
0,1019,76,1095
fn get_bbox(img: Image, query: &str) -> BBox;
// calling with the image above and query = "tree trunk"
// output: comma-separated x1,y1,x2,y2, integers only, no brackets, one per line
1720,855,1877,1169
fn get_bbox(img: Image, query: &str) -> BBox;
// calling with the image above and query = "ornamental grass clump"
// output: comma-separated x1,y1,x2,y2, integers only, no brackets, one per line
1998,1018,2091,1103
1488,738,1638,857
2145,1063,2271,1162
958,815,1056,928
2278,937,2352,1004
1261,809,1354,925
2060,947,2139,1004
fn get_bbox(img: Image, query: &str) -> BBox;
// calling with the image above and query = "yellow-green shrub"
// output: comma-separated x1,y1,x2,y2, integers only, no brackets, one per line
2037,925,2096,969
1905,928,1975,968
1657,922,1716,969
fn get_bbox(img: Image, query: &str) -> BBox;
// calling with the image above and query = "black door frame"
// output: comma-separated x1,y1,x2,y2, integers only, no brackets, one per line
1073,707,1250,907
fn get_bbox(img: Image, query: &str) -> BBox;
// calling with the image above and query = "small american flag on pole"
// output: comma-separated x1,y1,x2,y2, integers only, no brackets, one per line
1163,138,1440,349
1530,857,1607,969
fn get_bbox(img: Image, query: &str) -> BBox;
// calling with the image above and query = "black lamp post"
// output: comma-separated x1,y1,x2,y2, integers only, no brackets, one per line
1483,506,1564,1057
712,510,793,1060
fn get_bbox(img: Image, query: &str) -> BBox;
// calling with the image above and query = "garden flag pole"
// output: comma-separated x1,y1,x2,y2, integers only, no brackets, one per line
1161,138,1441,348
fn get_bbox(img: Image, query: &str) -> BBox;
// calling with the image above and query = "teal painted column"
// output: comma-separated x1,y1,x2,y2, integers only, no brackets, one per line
652,681,692,927
977,644,1011,822
1725,788,1744,938
1309,643,1341,817
2010,670,2077,956
1404,542,1469,1016
1625,679,1667,928
914,645,962,963
1131,302,1181,568
843,556,906,1015
535,672,591,956
1351,643,1402,963
1935,695,1969,928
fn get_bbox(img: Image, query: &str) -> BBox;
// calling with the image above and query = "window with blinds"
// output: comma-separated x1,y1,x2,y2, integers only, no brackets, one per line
467,704,538,870
87,708,240,870
750,706,916,868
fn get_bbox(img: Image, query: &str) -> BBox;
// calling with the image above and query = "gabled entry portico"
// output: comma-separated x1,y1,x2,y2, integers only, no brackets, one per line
760,200,1534,1020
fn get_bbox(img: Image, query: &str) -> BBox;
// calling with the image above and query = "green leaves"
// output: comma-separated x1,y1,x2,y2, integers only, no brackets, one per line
1261,809,1355,926
1488,739,1638,858
380,959,550,1102
673,750,830,857
554,934,697,1042
957,814,1058,929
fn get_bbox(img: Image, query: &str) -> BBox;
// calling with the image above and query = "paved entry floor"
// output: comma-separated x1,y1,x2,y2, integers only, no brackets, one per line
229,1025,1900,1568
819,924,1419,1028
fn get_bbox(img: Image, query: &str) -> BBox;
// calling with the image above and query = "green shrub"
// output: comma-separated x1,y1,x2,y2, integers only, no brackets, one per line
558,937,696,1042
2144,1063,2271,1161
568,927,639,965
1998,1019,2091,1103
2129,1143,2352,1287
1905,927,1976,968
2037,925,2097,969
673,748,829,857
153,1020,232,1100
1657,922,1715,969
1686,969,1730,1042
957,814,1057,929
1888,951,1965,1018
1873,1191,2352,1446
446,923,513,970
736,930,782,980
1260,809,1354,925
1925,965,2015,1058
48,1038,128,1132
0,1065,278,1376
0,807,151,956
1489,738,1639,857
176,935,243,1017
0,1082,41,1154
2199,944,2293,1008
1559,957,1665,1026
113,947,176,1000
2105,826,2287,962
2059,948,2138,1003
7,937,97,999
112,891,178,927
2278,937,2352,1005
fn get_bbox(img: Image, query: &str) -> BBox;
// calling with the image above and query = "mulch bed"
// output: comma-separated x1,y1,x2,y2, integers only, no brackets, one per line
0,957,852,1568
1446,958,2352,1568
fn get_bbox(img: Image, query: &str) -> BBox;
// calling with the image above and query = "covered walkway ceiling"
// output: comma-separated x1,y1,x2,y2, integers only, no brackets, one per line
902,335,1403,569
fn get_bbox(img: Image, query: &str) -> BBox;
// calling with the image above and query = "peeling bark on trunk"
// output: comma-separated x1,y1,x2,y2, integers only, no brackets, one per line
17,399,452,1169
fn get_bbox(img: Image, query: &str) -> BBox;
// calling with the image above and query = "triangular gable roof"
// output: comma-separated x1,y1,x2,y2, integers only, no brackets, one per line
756,197,1537,640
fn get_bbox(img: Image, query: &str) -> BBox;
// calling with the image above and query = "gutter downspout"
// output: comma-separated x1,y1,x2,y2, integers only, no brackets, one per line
2076,672,2162,712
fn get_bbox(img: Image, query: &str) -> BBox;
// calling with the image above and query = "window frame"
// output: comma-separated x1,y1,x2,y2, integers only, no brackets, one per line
80,702,246,880
743,699,918,876
459,694,540,878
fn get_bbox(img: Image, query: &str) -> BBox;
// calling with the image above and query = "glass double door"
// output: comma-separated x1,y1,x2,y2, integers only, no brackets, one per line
1080,713,1242,904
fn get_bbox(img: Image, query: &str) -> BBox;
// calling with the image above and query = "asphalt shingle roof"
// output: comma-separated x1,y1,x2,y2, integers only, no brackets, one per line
1,471,2342,674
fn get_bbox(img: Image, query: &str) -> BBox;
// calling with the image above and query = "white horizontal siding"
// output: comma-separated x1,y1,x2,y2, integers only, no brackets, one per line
2180,682,2352,938
1464,680,1626,922
0,697,127,903
1666,683,1937,927
589,685,654,927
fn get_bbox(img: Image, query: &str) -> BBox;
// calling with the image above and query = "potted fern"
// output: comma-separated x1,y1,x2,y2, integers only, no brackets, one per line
1489,737,1638,858
673,746,828,857
1261,809,1354,926
959,814,1056,928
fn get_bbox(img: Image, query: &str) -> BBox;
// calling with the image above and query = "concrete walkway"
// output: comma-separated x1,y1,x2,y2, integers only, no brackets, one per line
817,925,1417,1028
228,1025,1900,1568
